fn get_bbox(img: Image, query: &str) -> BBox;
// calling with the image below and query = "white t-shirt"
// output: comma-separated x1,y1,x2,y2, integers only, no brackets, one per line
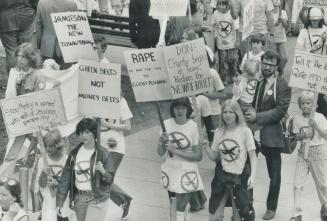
208,68,224,115
296,27,327,55
232,74,258,104
240,50,264,79
74,146,94,190
0,206,27,221
212,10,239,50
272,10,288,43
189,96,211,117
293,112,327,147
252,0,273,35
100,97,133,154
212,126,256,174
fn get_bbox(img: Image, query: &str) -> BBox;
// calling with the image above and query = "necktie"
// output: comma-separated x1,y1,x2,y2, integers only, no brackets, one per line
256,79,267,110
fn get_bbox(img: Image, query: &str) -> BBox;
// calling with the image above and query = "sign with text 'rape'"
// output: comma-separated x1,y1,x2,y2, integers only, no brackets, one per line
149,0,188,17
78,59,121,119
0,88,67,138
164,38,211,98
289,50,327,93
51,12,97,63
124,48,172,102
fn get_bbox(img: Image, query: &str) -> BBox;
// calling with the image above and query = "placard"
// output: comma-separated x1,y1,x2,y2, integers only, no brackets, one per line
78,59,121,119
51,12,98,63
149,0,188,17
0,88,67,138
303,0,327,8
124,48,172,102
289,50,327,93
163,38,211,98
242,0,254,40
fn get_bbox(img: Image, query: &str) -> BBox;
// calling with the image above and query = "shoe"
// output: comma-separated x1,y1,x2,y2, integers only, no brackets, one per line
262,210,276,220
289,215,302,221
121,199,131,220
189,205,204,213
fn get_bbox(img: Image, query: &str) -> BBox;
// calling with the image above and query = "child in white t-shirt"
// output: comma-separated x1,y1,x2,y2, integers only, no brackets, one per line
212,0,239,85
271,0,288,75
290,91,327,221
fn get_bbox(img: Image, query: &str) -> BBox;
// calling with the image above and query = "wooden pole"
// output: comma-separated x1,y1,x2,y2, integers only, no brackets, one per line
188,0,192,26
303,92,318,159
19,168,29,212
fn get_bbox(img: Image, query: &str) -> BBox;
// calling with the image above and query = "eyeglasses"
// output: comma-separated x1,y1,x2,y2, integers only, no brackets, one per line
0,177,18,186
262,62,276,67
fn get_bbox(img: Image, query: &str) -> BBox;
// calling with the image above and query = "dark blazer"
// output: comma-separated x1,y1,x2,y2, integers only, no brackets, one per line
253,75,292,148
128,0,160,48
35,0,77,58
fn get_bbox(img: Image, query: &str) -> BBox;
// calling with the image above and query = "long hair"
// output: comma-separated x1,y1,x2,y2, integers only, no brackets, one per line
219,99,246,134
170,97,193,119
76,118,97,140
15,43,42,69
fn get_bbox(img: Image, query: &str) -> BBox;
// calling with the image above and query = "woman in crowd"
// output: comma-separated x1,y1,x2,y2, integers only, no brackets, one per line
205,100,256,221
56,118,115,221
0,177,28,221
157,97,204,221
0,43,46,177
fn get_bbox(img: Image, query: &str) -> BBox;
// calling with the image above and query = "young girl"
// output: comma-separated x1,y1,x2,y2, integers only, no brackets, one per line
36,129,76,221
205,100,256,221
212,0,239,85
296,7,327,55
271,0,288,75
233,59,260,114
290,91,327,221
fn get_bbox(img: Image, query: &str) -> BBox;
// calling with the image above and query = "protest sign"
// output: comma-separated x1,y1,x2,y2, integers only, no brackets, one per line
124,48,172,102
149,0,188,17
51,12,97,63
303,0,327,8
163,38,211,98
289,50,327,93
242,0,254,40
0,88,67,138
78,59,121,119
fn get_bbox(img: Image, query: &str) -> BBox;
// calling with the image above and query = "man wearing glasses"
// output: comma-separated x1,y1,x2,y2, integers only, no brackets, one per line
244,50,291,220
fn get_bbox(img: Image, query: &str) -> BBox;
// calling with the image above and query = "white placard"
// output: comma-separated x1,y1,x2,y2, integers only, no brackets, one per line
303,0,327,8
51,12,98,63
78,59,121,119
0,88,67,137
149,0,188,17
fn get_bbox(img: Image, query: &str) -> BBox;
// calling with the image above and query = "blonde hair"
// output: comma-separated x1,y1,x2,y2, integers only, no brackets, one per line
219,99,246,134
298,90,315,108
43,129,63,148
242,59,260,75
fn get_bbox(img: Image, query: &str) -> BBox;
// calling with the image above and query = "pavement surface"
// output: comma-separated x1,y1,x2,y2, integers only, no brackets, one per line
0,33,323,220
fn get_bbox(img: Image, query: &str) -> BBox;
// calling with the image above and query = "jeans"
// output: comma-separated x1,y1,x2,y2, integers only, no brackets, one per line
110,152,132,206
0,22,34,74
74,193,110,221
261,145,282,211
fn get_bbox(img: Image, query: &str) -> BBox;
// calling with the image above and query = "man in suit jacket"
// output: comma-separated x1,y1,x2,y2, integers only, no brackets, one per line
35,0,77,69
245,50,291,220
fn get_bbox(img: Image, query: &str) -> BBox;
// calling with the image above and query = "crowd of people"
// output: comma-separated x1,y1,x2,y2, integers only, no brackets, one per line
0,0,327,221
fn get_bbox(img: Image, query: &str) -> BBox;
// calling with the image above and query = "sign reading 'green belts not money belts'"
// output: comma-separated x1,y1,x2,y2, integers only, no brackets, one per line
0,87,67,138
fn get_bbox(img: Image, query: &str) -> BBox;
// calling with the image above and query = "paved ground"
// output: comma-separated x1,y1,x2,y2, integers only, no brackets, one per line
0,33,323,220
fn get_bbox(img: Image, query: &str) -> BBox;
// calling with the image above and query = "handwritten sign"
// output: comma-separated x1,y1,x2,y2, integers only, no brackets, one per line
124,48,172,102
289,50,327,93
51,12,97,63
242,0,254,40
163,38,211,98
149,0,188,17
0,88,67,138
78,59,121,119
303,0,327,8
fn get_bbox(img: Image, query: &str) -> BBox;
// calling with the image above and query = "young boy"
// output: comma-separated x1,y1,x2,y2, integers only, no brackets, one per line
240,33,265,79
212,0,239,85
290,90,327,221
271,0,288,76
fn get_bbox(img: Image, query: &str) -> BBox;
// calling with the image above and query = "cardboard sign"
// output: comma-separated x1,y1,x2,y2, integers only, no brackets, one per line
163,38,211,98
149,0,188,17
51,12,97,63
289,50,327,93
78,59,121,119
242,0,254,40
124,48,172,102
303,0,327,8
0,88,67,138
